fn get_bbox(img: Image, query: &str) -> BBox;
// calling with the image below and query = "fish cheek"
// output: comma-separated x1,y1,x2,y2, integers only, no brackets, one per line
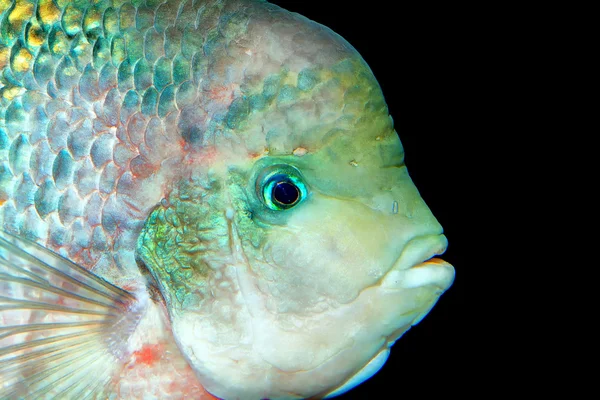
260,193,398,308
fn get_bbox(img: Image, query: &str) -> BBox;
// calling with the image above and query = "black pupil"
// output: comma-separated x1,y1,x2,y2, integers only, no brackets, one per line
273,181,299,205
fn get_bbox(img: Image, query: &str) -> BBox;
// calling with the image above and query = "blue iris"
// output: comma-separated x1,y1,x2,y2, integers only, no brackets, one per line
258,165,308,211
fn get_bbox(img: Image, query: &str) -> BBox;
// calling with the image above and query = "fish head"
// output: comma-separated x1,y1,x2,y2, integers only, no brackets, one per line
138,4,454,399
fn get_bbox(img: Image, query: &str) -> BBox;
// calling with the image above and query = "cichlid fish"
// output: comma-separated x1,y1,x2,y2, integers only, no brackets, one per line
0,0,455,398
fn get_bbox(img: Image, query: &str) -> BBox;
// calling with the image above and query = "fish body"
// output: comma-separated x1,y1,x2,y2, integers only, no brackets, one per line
0,1,454,399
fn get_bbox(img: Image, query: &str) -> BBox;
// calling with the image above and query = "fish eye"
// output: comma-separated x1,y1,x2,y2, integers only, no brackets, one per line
257,165,308,211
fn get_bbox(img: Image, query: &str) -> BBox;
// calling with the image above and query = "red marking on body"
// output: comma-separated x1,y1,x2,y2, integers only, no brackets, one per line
133,344,162,366
208,84,238,106
184,146,219,165
116,340,219,399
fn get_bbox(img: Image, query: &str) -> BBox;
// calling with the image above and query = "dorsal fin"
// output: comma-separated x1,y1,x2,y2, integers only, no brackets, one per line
0,231,145,399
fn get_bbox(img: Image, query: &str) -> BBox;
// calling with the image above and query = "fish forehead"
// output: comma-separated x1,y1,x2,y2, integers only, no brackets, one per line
0,0,363,282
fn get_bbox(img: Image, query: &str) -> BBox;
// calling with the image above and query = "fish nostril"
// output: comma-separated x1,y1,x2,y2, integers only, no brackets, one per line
392,200,398,214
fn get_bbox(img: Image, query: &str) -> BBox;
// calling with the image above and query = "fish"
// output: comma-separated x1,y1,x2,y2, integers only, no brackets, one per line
0,0,455,398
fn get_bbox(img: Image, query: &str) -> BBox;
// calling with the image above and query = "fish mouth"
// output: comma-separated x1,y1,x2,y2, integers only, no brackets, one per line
321,235,455,398
379,233,455,348
380,233,454,291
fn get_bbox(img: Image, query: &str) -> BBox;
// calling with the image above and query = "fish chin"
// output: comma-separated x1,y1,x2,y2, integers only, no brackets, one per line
323,349,390,398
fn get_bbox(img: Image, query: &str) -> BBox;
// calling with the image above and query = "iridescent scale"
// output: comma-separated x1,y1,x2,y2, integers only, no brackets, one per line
0,0,242,279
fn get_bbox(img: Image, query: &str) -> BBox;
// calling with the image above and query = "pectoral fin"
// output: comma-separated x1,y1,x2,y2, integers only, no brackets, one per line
0,231,145,399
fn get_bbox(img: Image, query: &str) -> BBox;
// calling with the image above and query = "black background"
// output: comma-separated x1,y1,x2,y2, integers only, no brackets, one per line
267,2,479,398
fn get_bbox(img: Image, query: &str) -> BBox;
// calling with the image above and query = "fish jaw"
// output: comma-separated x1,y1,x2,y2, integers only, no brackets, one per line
167,235,454,400
320,237,455,398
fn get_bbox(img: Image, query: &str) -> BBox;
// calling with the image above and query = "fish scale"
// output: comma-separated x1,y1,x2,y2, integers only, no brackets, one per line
0,0,234,277
0,1,239,396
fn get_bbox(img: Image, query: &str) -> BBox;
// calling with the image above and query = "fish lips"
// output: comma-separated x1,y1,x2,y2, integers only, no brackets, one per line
380,233,455,292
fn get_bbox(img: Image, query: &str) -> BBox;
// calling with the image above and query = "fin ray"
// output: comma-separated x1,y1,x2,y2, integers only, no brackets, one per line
0,321,104,341
0,231,145,399
0,342,100,377
0,234,133,304
0,272,121,309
